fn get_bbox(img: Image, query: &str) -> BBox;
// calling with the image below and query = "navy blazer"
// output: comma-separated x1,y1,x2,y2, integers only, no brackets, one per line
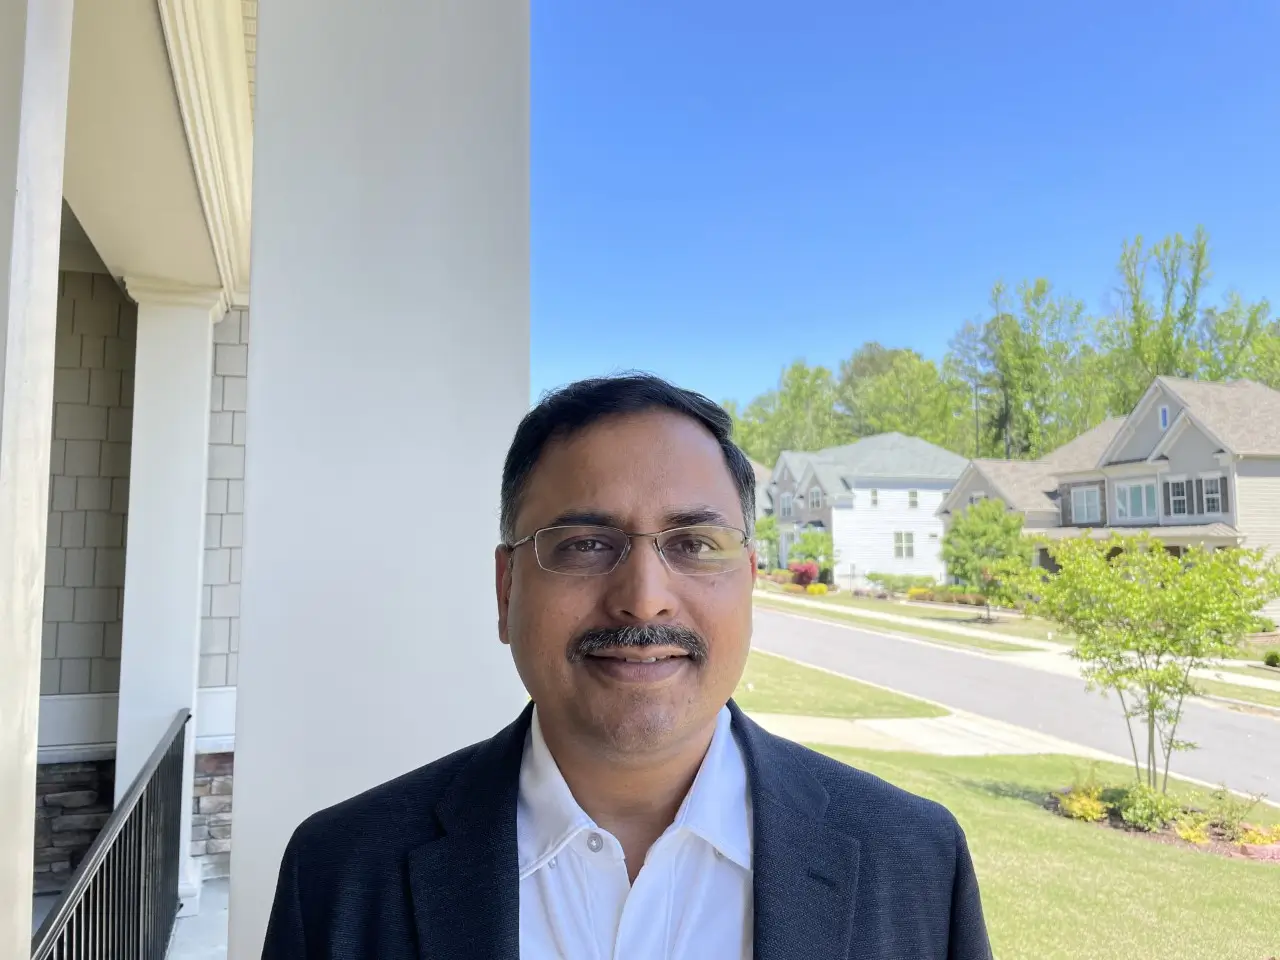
263,701,992,959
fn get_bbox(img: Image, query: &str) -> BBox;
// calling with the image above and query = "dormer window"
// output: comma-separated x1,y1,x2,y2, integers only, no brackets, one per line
1159,405,1170,430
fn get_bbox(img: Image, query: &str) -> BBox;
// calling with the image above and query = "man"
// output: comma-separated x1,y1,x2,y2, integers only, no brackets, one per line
263,373,992,959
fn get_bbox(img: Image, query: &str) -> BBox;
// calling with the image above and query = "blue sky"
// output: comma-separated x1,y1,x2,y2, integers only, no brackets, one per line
531,0,1280,408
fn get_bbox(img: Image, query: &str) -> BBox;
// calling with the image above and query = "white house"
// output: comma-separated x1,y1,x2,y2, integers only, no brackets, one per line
2,1,529,956
767,433,967,581
831,480,956,588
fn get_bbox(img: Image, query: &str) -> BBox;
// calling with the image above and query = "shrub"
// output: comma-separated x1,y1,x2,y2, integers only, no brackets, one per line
1173,811,1212,845
1058,786,1108,822
789,561,819,587
818,566,834,586
1208,786,1261,842
1240,825,1280,845
806,583,828,596
781,583,806,594
906,586,934,602
1251,615,1277,634
1119,784,1181,831
1265,650,1280,668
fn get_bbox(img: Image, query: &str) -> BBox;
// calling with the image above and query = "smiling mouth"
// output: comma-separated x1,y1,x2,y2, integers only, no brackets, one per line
586,649,691,664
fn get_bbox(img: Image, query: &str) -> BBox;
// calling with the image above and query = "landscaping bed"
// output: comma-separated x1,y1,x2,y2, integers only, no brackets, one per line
1051,773,1280,864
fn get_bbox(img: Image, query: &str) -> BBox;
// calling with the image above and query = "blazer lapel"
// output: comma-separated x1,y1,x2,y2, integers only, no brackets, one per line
406,705,532,960
730,702,860,960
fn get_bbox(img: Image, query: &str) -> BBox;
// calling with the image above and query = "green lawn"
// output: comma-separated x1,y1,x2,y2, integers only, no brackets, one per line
1211,663,1280,682
733,650,946,719
819,749,1280,960
754,595,1038,654
1194,676,1280,711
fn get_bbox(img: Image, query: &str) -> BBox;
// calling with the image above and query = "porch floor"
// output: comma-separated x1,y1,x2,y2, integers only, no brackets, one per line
168,878,229,959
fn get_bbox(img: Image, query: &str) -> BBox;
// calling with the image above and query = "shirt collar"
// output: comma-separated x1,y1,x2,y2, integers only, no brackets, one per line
516,705,752,877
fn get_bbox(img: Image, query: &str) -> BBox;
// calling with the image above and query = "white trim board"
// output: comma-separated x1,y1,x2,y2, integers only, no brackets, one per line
36,686,237,761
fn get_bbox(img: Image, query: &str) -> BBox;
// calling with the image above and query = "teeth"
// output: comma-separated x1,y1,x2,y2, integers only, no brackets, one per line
625,656,660,663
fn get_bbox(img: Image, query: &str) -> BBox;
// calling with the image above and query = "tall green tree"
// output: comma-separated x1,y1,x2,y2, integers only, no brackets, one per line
727,360,852,465
835,342,918,435
852,352,970,451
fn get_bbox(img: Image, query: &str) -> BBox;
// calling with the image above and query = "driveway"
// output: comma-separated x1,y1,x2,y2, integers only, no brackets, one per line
752,607,1279,798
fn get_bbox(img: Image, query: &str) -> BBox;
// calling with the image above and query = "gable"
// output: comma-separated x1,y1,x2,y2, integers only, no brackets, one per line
1159,419,1223,475
1106,384,1184,464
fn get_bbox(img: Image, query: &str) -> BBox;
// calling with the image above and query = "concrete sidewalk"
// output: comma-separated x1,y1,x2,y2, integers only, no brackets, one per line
749,710,1117,760
757,592,1280,700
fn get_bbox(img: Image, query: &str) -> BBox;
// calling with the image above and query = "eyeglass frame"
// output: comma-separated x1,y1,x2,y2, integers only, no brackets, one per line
503,523,754,577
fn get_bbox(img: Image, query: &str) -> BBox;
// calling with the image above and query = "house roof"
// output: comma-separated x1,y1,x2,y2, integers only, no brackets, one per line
1155,376,1280,457
1043,417,1127,471
819,433,970,482
747,458,772,486
969,459,1060,513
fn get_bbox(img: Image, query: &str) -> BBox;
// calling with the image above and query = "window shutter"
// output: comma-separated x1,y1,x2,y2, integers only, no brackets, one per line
1163,482,1171,517
1221,479,1230,513
1061,488,1072,525
1195,479,1204,516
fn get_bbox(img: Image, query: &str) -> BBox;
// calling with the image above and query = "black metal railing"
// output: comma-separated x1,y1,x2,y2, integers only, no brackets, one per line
32,709,190,960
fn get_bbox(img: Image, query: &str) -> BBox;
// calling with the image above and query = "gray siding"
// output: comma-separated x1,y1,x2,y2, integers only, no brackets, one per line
1235,458,1280,620
1110,387,1182,463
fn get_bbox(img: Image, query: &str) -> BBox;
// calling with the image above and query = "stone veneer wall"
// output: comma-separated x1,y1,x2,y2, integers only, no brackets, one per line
42,271,136,695
191,753,234,879
201,308,249,689
33,760,115,895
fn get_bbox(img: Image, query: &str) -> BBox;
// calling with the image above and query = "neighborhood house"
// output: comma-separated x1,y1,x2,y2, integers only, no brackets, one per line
939,376,1280,620
769,433,968,587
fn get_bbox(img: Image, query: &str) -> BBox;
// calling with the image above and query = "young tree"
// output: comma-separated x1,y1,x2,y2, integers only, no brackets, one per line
789,529,835,568
941,498,1032,619
754,515,779,569
726,360,853,465
1023,533,1280,792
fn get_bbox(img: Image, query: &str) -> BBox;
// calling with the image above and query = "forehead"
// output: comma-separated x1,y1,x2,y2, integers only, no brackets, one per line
516,410,742,531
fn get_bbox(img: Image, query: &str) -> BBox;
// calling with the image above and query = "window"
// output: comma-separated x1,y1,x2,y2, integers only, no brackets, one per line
808,488,821,510
780,493,793,518
870,489,879,507
968,492,986,506
1203,475,1223,514
1115,482,1158,521
1169,480,1188,516
894,531,914,559
1159,405,1170,430
908,489,919,509
1071,486,1101,524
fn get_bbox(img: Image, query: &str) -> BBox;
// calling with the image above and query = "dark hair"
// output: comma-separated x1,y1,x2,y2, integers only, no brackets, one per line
501,372,756,541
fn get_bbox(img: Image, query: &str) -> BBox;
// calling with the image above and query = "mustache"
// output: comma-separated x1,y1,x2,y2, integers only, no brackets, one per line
568,624,709,665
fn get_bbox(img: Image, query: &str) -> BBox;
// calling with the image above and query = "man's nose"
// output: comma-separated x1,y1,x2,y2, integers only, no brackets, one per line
604,536,680,623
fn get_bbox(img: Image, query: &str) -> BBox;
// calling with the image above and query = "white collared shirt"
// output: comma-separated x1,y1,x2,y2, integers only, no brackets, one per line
516,705,754,960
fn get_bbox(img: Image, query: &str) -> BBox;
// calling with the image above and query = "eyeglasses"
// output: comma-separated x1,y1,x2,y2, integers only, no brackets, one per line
506,524,752,577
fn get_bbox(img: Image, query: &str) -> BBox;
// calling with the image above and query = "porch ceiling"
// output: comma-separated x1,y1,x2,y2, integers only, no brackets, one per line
1036,523,1241,542
61,0,253,303
63,0,219,288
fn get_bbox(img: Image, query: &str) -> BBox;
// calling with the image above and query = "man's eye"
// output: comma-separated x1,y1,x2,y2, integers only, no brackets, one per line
569,538,612,552
670,536,714,555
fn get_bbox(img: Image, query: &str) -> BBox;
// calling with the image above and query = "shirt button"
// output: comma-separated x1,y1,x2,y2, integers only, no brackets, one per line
586,832,604,853
548,856,557,869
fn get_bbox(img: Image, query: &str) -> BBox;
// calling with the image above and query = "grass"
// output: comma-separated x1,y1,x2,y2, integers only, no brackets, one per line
733,650,946,719
817,748,1280,960
1194,676,1280,711
754,595,1039,654
1210,662,1280,682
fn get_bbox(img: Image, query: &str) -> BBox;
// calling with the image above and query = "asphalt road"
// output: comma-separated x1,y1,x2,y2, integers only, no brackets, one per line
752,606,1279,798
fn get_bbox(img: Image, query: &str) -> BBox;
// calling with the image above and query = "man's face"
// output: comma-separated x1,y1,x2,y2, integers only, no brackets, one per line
496,410,755,759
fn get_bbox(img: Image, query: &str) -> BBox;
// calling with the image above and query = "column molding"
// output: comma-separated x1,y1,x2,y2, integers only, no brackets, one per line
125,275,228,317
155,0,253,308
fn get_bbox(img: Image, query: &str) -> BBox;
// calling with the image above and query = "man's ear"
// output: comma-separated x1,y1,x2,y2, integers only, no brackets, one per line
748,547,758,583
496,545,514,645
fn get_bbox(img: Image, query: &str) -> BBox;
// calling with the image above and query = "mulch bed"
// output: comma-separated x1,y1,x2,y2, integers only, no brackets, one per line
1045,794,1280,863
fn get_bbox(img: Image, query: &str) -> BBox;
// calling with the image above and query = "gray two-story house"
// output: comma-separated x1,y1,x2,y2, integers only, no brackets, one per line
939,376,1280,618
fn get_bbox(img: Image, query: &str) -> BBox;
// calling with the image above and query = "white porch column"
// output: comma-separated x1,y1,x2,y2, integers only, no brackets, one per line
116,279,223,914
228,1,530,955
0,0,73,947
